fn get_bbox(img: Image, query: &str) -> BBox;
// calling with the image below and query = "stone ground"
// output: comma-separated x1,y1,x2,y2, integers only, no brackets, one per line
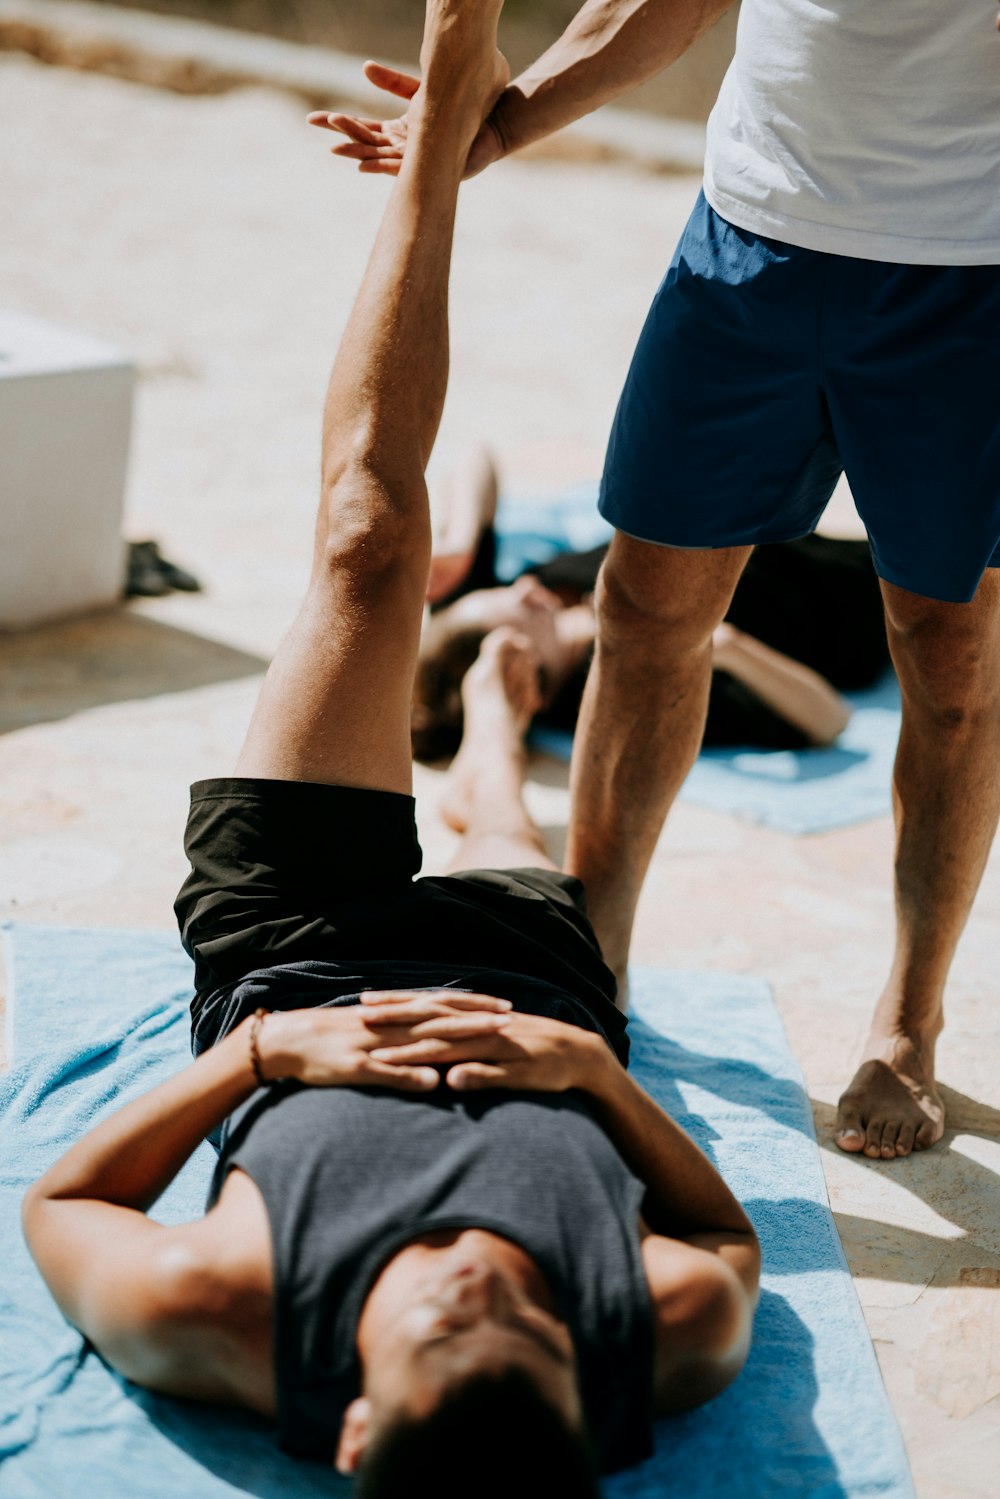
1,46,999,1499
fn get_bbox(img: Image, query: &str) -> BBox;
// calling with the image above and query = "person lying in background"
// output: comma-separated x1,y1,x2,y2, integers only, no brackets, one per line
414,448,891,778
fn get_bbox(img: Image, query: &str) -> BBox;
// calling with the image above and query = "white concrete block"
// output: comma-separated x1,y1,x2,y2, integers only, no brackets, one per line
0,309,134,629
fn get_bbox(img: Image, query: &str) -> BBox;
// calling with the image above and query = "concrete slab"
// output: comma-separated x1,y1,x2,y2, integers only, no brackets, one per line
0,47,997,1498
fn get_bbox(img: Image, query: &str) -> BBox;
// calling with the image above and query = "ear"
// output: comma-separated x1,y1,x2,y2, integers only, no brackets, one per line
335,1396,374,1475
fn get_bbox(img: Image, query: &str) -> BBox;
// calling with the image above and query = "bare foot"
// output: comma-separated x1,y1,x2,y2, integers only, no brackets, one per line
440,627,543,834
835,1029,945,1159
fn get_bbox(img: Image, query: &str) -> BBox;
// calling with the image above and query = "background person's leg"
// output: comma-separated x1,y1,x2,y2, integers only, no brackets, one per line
443,629,557,873
566,534,752,985
836,571,1000,1158
235,2,507,795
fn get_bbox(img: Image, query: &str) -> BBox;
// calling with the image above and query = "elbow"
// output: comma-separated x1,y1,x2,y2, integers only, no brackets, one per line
809,698,852,746
653,1254,758,1414
21,1180,52,1251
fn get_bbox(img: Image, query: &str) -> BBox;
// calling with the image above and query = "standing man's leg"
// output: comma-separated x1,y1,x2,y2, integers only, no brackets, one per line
836,573,1000,1158
566,535,751,987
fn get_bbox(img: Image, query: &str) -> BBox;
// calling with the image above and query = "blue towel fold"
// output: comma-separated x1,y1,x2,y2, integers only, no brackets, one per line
1,925,913,1497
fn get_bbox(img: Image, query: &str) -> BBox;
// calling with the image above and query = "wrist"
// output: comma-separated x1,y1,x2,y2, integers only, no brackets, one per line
573,1032,620,1096
487,89,517,158
250,1010,300,1083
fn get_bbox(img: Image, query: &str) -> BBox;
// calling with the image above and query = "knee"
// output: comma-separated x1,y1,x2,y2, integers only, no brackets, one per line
885,597,1000,726
317,466,430,589
596,549,737,660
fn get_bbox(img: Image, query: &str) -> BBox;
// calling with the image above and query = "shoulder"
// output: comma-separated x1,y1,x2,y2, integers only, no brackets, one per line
641,1234,755,1415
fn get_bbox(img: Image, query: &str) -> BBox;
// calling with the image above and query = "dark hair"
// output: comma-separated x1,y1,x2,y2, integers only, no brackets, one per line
411,625,489,762
356,1368,600,1499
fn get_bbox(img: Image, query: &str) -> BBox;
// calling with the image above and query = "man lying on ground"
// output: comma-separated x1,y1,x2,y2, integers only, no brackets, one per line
22,2,759,1491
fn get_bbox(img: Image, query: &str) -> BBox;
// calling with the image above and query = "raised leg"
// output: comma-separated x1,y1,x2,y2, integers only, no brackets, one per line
443,629,556,873
836,571,1000,1157
565,534,752,986
236,2,508,793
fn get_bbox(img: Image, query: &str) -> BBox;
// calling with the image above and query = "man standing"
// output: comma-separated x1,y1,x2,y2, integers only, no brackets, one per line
322,0,1000,1160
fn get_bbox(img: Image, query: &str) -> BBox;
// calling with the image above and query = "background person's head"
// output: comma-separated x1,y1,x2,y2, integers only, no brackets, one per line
413,575,590,760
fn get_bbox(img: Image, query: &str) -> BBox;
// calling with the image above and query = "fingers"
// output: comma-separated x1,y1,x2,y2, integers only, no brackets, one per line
447,1062,510,1090
361,989,513,1016
361,1012,511,1040
362,1060,441,1092
323,115,382,144
308,112,385,137
365,1018,512,1056
370,1033,510,1065
363,60,421,99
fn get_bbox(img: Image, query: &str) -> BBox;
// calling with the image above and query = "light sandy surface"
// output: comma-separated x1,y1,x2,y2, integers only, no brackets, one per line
2,50,999,1499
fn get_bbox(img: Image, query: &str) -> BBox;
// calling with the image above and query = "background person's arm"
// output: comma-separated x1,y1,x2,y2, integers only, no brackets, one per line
315,0,736,177
712,623,853,746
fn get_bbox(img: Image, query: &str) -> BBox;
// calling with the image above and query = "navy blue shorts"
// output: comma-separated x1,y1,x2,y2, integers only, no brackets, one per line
599,192,1000,604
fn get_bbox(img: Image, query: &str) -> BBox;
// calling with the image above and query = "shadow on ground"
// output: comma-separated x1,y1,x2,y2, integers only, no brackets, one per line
812,1090,1000,1281
0,609,267,734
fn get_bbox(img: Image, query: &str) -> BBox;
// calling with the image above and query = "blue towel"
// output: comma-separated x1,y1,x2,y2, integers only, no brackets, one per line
494,486,614,582
1,925,913,1498
530,673,901,836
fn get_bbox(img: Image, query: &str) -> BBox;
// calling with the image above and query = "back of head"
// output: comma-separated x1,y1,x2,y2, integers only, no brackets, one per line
356,1368,600,1499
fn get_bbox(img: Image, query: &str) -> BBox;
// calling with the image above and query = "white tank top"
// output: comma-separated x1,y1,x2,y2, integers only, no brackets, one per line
704,0,1000,264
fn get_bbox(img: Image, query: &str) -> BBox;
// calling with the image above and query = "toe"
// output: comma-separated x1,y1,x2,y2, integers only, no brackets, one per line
834,1101,866,1153
879,1120,900,1159
864,1119,884,1158
914,1118,940,1151
895,1123,916,1157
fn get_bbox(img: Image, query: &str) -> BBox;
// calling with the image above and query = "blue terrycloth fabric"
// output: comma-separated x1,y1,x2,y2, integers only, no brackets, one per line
494,486,614,581
529,673,901,836
1,925,914,1498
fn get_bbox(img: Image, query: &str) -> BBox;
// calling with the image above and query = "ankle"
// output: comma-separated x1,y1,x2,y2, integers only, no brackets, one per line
867,1008,943,1056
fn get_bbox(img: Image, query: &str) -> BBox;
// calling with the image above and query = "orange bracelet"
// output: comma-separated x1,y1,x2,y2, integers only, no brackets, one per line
249,1007,270,1087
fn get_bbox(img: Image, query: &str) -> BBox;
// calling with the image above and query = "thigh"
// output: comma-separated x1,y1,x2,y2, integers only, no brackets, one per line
828,262,1000,605
175,778,422,999
599,192,844,550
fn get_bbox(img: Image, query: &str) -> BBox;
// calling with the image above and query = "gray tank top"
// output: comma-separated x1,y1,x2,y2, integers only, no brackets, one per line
215,1080,654,1473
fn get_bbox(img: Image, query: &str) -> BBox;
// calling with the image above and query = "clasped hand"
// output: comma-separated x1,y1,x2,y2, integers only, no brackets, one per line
258,990,602,1096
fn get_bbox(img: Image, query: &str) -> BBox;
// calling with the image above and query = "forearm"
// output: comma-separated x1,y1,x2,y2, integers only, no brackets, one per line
714,627,852,745
28,1019,258,1213
492,0,735,155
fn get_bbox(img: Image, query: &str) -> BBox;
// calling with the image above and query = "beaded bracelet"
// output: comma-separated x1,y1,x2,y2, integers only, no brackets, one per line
249,1007,270,1087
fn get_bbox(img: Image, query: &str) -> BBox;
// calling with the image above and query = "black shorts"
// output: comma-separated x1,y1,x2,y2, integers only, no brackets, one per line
174,778,627,1063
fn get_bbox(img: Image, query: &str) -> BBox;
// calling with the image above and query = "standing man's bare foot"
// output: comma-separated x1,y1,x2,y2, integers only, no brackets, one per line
439,627,543,834
835,1006,945,1159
